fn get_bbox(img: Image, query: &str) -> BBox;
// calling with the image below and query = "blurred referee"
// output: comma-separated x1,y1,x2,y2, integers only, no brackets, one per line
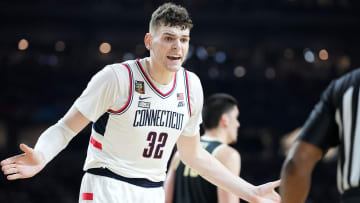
280,69,360,203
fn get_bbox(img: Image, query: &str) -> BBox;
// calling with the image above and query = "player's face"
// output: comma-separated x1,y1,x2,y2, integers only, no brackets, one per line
147,25,190,72
226,106,240,143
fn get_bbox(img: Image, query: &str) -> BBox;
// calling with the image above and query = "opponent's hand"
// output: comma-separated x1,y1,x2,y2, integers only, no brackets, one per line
1,144,46,180
253,180,281,203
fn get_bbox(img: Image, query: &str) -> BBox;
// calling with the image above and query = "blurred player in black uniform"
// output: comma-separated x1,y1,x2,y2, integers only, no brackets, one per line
281,69,360,203
164,93,241,203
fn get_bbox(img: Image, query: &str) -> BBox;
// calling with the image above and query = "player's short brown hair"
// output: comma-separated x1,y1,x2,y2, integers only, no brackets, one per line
149,2,193,33
202,93,238,130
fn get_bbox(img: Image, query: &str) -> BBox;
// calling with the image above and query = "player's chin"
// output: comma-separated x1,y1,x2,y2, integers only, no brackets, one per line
166,64,182,72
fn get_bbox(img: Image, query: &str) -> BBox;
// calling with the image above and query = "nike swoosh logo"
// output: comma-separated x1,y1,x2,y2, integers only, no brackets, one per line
139,96,151,100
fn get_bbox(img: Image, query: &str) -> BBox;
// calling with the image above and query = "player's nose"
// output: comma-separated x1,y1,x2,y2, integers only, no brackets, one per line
172,39,181,49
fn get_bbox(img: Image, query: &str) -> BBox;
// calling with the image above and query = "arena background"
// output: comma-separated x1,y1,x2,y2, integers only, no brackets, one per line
1,0,360,202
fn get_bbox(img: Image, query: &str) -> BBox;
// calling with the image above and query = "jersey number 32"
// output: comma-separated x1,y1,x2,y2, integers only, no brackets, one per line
143,132,168,159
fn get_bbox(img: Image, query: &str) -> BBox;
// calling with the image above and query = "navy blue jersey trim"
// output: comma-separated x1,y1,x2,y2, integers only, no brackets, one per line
93,112,110,136
86,168,163,188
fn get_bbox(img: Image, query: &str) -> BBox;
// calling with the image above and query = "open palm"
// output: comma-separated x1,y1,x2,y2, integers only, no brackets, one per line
1,144,46,180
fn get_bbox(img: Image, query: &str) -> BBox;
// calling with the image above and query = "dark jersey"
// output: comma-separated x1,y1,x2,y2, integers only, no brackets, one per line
299,69,360,194
173,137,223,203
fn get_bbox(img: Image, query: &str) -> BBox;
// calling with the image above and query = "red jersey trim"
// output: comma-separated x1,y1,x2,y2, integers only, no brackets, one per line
90,136,102,150
82,193,94,200
108,63,132,113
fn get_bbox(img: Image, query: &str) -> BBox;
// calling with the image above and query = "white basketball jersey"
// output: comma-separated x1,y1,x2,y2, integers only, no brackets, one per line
74,58,203,182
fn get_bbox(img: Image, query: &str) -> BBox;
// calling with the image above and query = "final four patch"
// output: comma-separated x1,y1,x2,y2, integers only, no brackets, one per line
135,80,145,94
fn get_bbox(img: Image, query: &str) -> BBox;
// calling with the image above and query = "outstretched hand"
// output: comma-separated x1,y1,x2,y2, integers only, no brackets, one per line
1,144,46,180
253,180,281,203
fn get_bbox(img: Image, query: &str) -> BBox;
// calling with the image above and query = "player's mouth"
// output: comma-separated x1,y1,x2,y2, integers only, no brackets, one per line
167,55,181,61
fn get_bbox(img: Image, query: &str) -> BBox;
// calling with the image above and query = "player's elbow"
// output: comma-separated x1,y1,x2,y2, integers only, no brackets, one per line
178,146,202,169
282,141,322,178
282,157,303,177
178,151,196,168
281,152,316,180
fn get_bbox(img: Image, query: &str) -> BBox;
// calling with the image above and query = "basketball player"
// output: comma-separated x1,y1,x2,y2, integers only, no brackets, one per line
164,93,241,203
1,3,280,203
280,69,360,203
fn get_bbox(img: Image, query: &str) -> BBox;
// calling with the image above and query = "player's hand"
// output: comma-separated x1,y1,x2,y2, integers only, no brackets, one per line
253,180,281,203
1,144,46,180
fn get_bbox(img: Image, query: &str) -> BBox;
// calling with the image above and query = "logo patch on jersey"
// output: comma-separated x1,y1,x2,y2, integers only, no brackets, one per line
138,101,150,109
178,101,185,107
139,96,151,100
177,93,184,100
135,80,145,94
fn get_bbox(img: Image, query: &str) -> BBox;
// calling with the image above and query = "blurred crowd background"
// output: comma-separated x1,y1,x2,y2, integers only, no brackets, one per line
1,0,359,202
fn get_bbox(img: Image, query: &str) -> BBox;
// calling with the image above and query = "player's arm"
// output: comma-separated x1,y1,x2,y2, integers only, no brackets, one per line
1,65,120,180
164,152,180,203
1,106,90,180
280,141,323,203
280,79,337,202
215,146,241,203
176,133,280,203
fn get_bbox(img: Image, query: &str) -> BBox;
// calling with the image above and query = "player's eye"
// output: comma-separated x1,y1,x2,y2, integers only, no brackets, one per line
180,38,188,43
165,37,173,41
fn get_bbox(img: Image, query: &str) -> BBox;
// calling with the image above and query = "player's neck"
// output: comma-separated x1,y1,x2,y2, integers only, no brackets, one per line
203,128,229,144
146,58,175,85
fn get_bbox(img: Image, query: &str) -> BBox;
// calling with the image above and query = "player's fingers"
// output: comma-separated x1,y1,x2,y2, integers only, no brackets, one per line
0,154,23,166
1,163,17,171
270,180,281,188
19,144,34,155
3,167,18,175
273,191,281,202
6,173,23,180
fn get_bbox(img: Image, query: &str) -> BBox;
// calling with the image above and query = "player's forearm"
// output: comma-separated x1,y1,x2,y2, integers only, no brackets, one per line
217,191,239,203
180,147,258,202
280,141,322,203
35,106,90,164
34,119,77,164
280,159,311,203
164,162,176,203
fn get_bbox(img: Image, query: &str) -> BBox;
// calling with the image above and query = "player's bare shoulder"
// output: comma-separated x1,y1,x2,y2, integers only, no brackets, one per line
214,145,241,174
214,145,241,163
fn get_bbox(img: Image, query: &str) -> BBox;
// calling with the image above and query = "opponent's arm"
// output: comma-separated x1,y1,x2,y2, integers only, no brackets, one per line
164,152,180,203
215,146,241,203
177,133,280,203
1,106,90,180
280,141,323,203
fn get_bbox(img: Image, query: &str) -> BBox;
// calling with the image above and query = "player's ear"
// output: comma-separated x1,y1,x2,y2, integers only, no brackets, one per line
219,114,229,128
144,33,151,50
